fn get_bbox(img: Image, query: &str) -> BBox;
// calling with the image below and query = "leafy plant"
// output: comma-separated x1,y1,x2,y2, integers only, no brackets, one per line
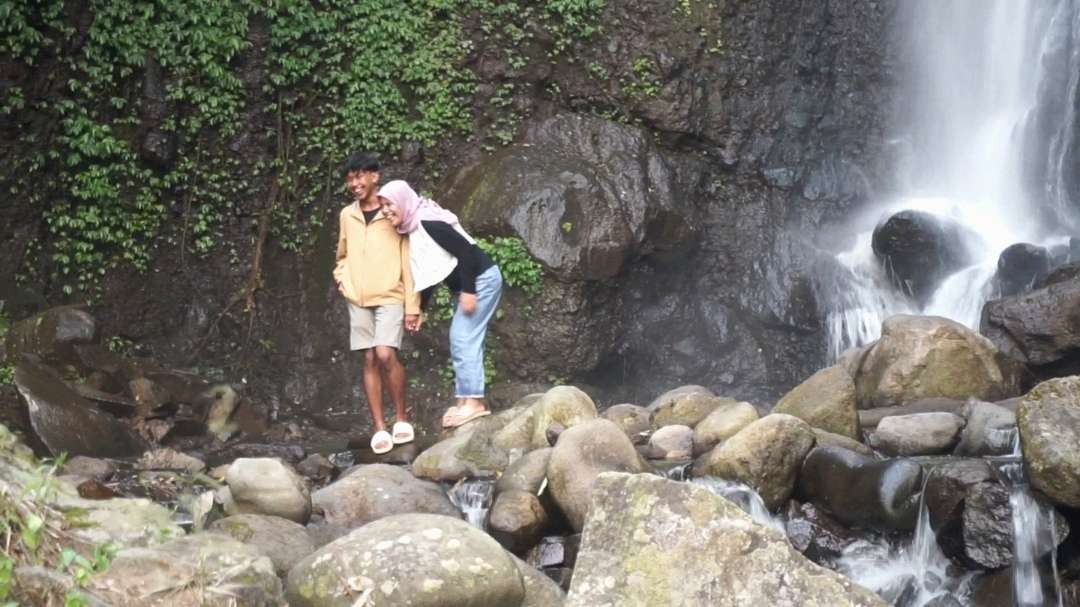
477,237,543,296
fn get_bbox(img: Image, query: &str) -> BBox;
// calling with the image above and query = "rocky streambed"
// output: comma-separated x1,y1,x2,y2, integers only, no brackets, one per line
3,294,1080,606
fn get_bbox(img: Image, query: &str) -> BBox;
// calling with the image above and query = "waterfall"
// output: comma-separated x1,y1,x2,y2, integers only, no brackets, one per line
824,0,1080,356
691,477,786,533
447,478,495,530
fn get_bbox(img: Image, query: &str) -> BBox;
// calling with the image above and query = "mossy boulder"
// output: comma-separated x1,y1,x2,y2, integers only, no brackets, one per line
1019,376,1080,507
773,364,859,439
530,386,598,449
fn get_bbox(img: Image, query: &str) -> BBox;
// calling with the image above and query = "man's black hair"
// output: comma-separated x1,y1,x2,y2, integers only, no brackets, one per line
342,152,381,177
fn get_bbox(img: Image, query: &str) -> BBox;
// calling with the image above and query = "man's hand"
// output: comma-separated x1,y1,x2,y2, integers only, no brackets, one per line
405,314,424,332
459,292,477,315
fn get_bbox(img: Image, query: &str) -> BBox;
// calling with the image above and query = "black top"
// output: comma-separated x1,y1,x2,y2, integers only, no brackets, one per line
419,220,495,310
362,207,380,224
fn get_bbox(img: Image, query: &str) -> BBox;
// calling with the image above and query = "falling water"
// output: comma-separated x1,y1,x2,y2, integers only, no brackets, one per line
825,0,1080,356
447,478,495,530
691,477,785,533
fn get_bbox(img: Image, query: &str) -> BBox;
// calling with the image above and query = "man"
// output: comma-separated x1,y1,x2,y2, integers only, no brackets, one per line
333,153,420,454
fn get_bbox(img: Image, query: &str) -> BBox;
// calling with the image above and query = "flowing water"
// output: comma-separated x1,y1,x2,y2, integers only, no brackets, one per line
691,476,786,533
825,0,1080,356
447,478,495,530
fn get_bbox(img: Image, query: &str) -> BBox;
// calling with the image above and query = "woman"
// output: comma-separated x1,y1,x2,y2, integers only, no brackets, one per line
377,180,503,428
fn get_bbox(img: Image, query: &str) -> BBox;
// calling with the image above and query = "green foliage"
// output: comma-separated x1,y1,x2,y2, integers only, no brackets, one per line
623,57,661,99
477,237,543,296
0,302,10,386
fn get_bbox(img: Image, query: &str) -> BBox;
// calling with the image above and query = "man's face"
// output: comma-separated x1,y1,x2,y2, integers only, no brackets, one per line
346,170,380,202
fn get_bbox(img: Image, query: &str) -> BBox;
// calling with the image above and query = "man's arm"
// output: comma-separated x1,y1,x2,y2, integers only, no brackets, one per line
332,211,348,287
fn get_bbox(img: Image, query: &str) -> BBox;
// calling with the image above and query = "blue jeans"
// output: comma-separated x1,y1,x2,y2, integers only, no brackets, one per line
450,266,502,398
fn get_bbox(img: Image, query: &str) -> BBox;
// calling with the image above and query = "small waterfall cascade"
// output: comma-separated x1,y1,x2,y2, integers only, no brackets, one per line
691,477,785,533
994,433,1065,607
824,0,1080,357
447,478,495,530
835,473,974,607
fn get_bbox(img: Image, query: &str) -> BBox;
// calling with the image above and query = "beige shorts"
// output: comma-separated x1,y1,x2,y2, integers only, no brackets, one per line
348,303,404,350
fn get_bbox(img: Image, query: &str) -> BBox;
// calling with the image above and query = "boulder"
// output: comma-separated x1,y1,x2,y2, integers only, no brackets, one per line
811,429,873,456
646,424,693,459
996,243,1051,297
566,472,886,606
135,448,206,473
496,447,551,495
295,453,334,482
13,360,145,458
286,513,525,607
493,398,542,454
855,315,1013,409
858,397,966,430
311,463,460,529
784,501,861,563
871,210,979,306
547,419,650,531
693,414,815,511
691,400,759,455
530,386,598,450
3,306,96,365
954,399,1016,456
88,533,282,606
647,385,714,411
208,514,316,576
868,412,964,456
601,404,652,443
511,554,566,607
225,458,311,523
773,364,860,439
60,456,115,481
1018,376,1080,507
652,392,734,429
981,275,1080,378
489,489,549,554
797,446,923,531
413,415,511,481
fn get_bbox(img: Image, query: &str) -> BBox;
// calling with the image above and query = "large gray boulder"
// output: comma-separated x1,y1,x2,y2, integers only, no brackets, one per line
854,315,1013,409
225,458,311,523
693,414,815,511
311,463,460,528
691,400,759,455
512,554,566,607
529,386,598,449
1018,376,1080,507
208,514,316,576
797,446,923,532
981,274,1080,377
3,306,96,365
413,415,512,481
489,489,549,554
496,447,552,495
547,419,650,531
871,210,979,306
773,364,860,439
566,472,886,606
954,399,1016,456
88,533,282,606
13,360,145,458
868,412,964,456
651,391,734,429
601,404,652,443
286,513,525,607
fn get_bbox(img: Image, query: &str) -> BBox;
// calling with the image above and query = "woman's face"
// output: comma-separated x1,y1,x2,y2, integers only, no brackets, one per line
378,197,403,228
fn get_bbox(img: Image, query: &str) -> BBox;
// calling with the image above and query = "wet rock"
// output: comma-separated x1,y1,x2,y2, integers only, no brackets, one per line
647,385,714,411
76,479,117,500
512,553,567,607
60,456,115,481
489,489,549,554
547,419,650,531
923,458,993,556
3,306,96,365
493,397,543,454
646,424,693,459
413,415,510,481
496,447,551,495
88,533,282,606
208,514,316,576
954,399,1015,456
204,442,305,467
692,400,759,455
1018,376,1080,507
868,412,964,456
311,463,459,529
652,392,735,430
811,428,873,456
960,481,1014,569
981,275,1080,378
566,472,886,606
871,211,979,306
530,386,598,449
128,377,170,415
693,414,815,511
797,446,922,532
526,535,581,570
295,453,334,482
225,457,311,523
286,513,525,607
855,315,1013,409
135,448,206,473
784,501,861,563
997,243,1051,296
858,397,966,430
601,404,652,443
13,360,145,458
773,364,860,439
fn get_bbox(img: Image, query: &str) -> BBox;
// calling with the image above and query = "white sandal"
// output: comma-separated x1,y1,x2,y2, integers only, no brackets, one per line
370,430,393,454
392,421,414,445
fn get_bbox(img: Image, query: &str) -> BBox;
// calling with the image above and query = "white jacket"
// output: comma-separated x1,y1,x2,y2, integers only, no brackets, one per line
408,221,476,292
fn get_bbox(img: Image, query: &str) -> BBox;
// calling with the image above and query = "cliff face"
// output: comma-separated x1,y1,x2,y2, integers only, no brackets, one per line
0,0,898,428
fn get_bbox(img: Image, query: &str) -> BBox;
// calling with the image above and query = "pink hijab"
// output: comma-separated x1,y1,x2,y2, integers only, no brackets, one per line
378,180,460,235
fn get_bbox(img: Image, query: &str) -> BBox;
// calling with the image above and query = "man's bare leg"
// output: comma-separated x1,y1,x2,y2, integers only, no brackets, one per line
362,348,387,432
375,345,408,422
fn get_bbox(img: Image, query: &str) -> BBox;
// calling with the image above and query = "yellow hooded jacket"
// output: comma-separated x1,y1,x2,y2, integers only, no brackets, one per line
333,203,421,315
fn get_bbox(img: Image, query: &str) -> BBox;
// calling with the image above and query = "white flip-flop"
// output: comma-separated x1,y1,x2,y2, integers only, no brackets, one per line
370,430,393,454
392,421,414,445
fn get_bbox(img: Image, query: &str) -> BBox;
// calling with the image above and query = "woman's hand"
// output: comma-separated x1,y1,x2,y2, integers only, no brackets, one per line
459,292,477,315
405,314,424,332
